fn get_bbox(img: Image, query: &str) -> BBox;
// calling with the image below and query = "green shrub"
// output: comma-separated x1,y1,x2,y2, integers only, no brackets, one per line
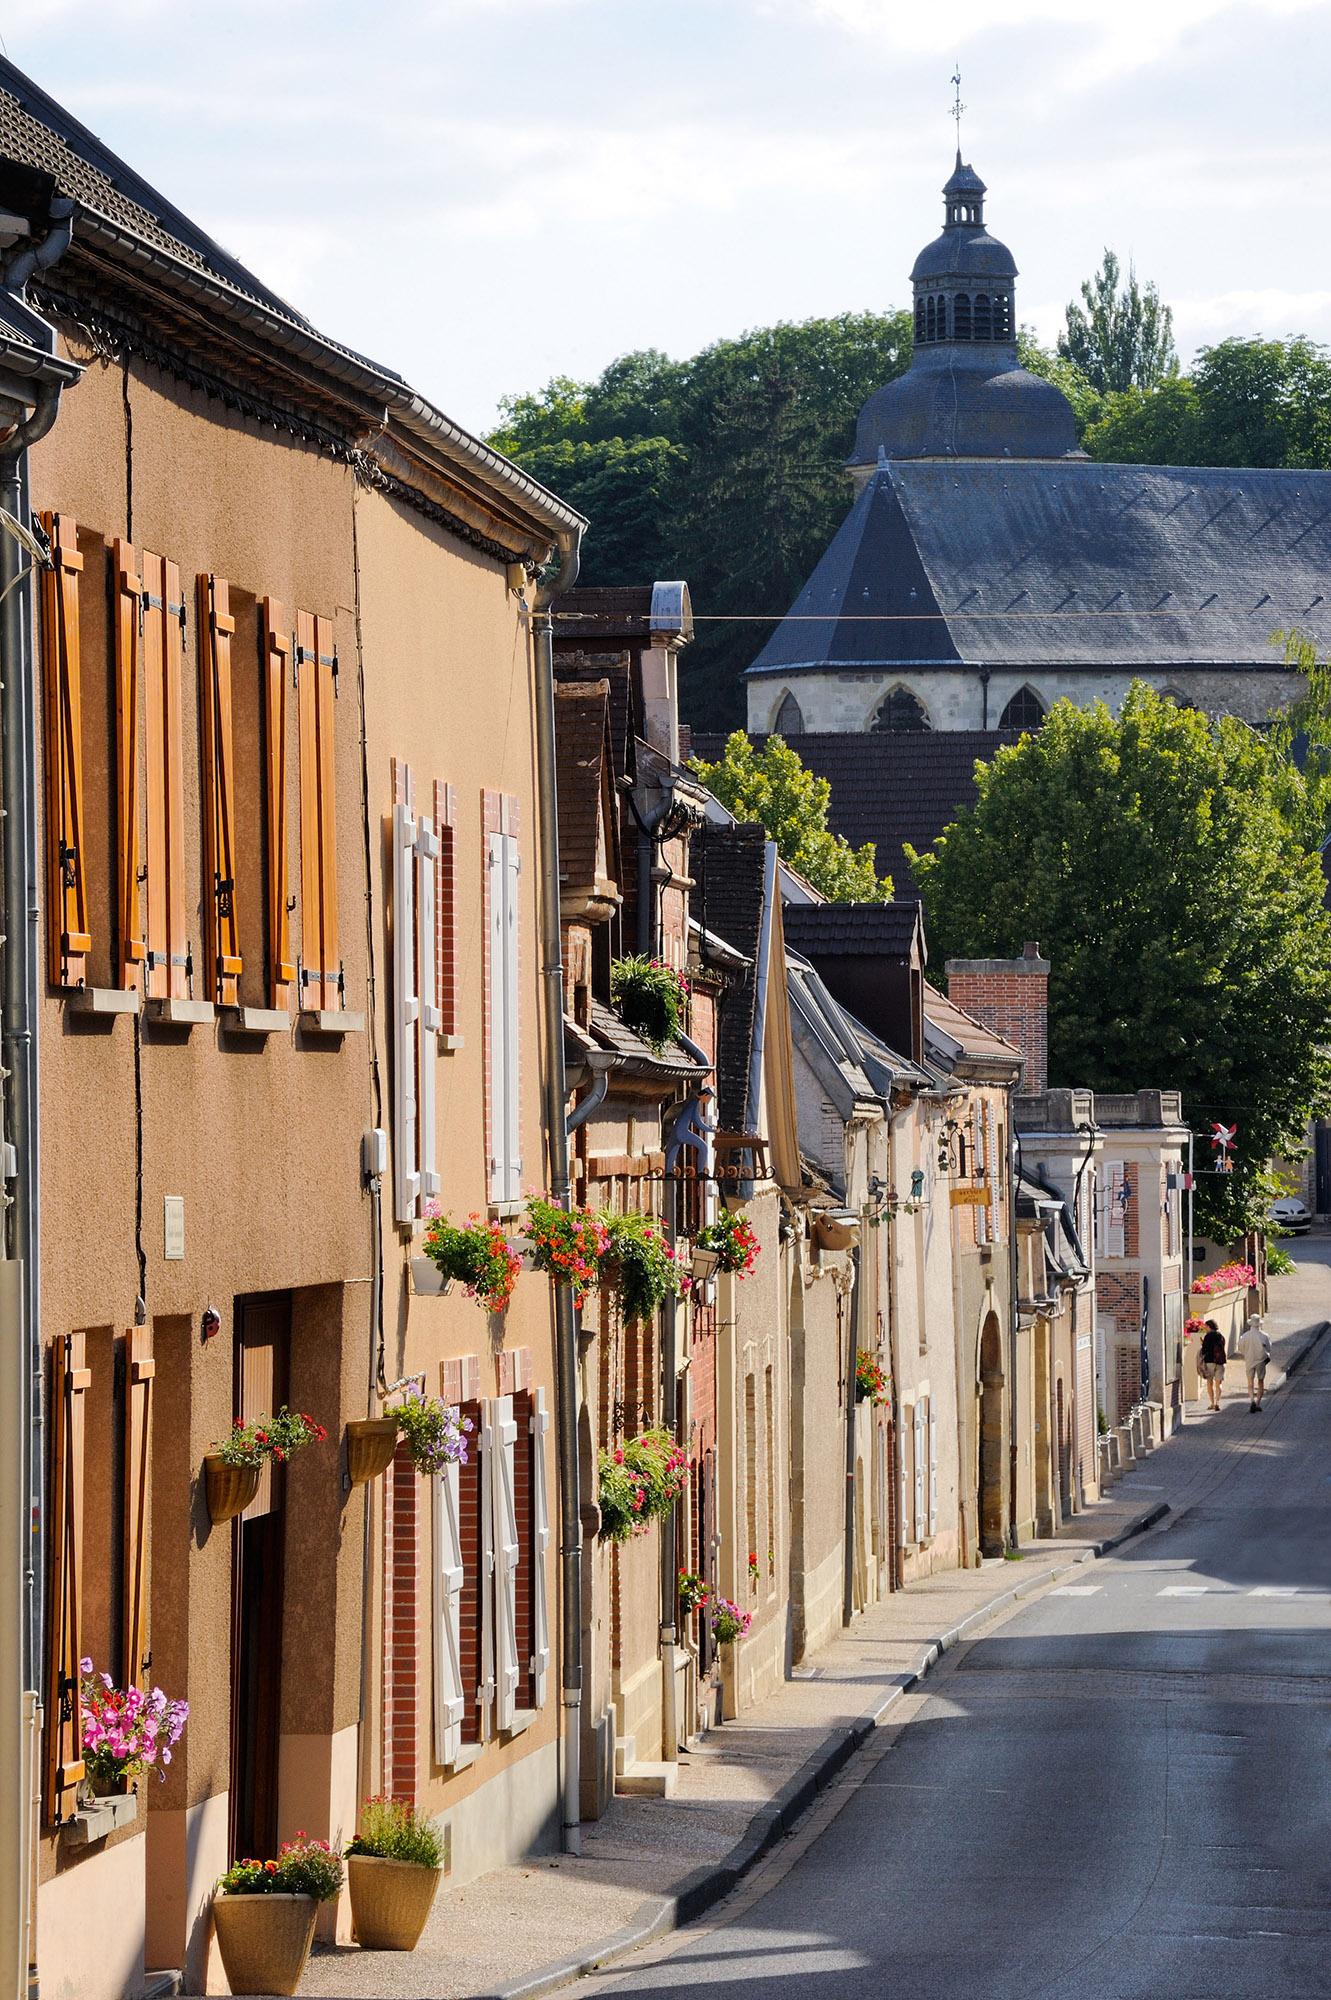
347,1796,444,1869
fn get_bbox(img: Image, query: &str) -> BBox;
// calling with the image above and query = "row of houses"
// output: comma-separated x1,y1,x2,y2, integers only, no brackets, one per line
0,58,1204,2000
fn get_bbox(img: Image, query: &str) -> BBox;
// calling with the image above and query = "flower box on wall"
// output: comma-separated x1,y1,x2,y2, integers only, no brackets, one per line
204,1454,261,1524
346,1417,400,1485
64,1791,138,1845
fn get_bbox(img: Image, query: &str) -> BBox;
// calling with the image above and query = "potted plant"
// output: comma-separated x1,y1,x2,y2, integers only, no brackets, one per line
711,1597,752,1646
854,1352,889,1405
73,1661,187,1837
346,1795,445,1950
609,955,688,1052
522,1195,608,1308
389,1386,472,1475
421,1211,521,1313
345,1416,401,1486
205,1409,328,1523
596,1428,688,1542
695,1208,761,1278
598,1211,686,1324
677,1567,708,1617
212,1835,342,1996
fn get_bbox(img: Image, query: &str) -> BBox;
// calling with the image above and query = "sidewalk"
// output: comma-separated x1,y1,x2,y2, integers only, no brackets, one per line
302,1290,1328,2000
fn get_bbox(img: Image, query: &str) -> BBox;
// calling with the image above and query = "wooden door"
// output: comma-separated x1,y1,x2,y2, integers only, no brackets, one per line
229,1295,290,1862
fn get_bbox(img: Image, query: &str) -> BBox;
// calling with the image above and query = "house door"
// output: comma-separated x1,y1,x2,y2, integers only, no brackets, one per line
978,1314,1005,1557
1056,1378,1071,1521
229,1294,291,1862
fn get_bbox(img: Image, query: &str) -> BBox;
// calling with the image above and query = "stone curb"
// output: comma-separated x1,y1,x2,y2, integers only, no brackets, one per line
482,1498,1167,2000
1278,1317,1329,1381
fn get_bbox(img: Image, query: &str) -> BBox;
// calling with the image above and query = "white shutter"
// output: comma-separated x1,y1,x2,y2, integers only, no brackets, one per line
987,1111,1000,1240
900,1407,912,1545
487,834,506,1204
478,1405,495,1738
530,1387,551,1707
1105,1161,1126,1257
432,1460,465,1766
502,835,522,1202
913,1402,925,1539
927,1398,938,1540
416,813,441,1203
392,800,420,1224
491,1393,520,1729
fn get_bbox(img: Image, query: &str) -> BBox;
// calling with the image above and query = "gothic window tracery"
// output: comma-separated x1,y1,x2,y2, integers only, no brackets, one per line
873,686,931,733
998,685,1045,730
774,693,804,737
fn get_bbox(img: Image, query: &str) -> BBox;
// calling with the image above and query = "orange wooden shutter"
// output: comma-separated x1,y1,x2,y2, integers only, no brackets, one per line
38,513,90,988
198,575,243,1006
112,540,146,989
46,1331,90,1821
143,552,189,999
262,600,295,1010
296,610,339,1010
122,1324,155,1689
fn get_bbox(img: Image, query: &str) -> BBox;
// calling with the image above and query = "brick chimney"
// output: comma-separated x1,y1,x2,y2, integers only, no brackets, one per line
946,941,1049,1091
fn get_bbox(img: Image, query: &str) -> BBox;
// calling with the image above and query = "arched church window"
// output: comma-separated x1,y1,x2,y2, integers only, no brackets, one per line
998,685,1045,730
915,297,925,341
774,693,804,737
973,293,992,340
954,293,971,340
873,686,931,733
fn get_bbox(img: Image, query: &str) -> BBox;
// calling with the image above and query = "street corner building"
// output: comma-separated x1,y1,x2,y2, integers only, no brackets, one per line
0,54,584,2000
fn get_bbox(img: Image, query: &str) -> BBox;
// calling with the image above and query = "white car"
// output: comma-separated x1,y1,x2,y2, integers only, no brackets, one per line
1270,1195,1312,1234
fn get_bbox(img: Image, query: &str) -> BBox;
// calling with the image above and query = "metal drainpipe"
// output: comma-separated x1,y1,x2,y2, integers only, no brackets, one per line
1008,1129,1021,1549
659,1168,680,1760
841,1240,862,1625
532,527,585,1855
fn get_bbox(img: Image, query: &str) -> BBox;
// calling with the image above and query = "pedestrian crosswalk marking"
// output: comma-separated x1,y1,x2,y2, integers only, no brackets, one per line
1051,1585,1101,1596
1160,1586,1211,1595
1250,1587,1298,1597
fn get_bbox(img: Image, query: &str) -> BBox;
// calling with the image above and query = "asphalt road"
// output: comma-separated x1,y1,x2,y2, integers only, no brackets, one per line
592,1332,1331,2000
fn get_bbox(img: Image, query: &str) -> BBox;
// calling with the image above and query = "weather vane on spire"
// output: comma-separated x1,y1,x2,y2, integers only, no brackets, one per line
950,65,966,156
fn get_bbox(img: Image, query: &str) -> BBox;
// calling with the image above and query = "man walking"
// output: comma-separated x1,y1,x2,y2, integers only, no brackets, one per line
1239,1316,1273,1412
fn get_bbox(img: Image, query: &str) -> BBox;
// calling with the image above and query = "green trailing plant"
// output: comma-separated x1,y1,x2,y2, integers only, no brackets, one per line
390,1387,472,1474
695,1208,761,1276
609,955,689,1052
677,1567,709,1615
599,1210,685,1323
214,1409,326,1468
597,1429,688,1542
711,1597,752,1644
346,1796,444,1869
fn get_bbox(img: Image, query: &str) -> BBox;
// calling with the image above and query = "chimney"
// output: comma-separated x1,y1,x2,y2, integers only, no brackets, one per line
946,941,1049,1091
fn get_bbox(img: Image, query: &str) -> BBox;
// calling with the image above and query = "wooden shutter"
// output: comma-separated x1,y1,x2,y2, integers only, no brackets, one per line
416,811,441,1205
297,610,339,1011
46,1332,90,1820
432,1459,465,1767
392,797,419,1225
38,514,90,988
478,1405,495,1740
262,601,295,1010
142,552,189,1000
491,1394,520,1730
123,1324,155,1687
913,1401,925,1542
927,1397,938,1540
530,1387,550,1707
198,575,242,1006
112,540,145,989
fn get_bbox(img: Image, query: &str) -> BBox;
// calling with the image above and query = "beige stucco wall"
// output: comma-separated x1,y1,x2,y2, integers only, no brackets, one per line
889,1096,963,1578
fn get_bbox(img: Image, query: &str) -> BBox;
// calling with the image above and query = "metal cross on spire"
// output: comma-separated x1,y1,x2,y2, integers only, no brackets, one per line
950,66,966,160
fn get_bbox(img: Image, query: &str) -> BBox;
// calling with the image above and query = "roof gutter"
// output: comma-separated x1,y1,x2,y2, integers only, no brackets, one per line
532,526,586,1857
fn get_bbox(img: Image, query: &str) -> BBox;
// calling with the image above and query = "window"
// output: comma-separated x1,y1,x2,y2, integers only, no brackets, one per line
774,693,804,737
913,1402,926,1541
491,1394,521,1731
900,1403,915,1544
927,1398,938,1539
872,686,931,733
999,685,1046,731
262,600,296,1010
974,293,992,340
485,803,522,1205
914,297,925,341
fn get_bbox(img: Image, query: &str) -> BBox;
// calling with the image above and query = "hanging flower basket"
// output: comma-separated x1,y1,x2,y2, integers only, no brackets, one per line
609,955,689,1052
421,1211,521,1313
522,1196,609,1308
854,1352,889,1406
597,1429,688,1542
388,1387,472,1476
345,1418,400,1486
711,1597,752,1645
213,1409,328,1469
598,1211,686,1323
677,1567,709,1616
695,1208,761,1277
79,1661,187,1794
204,1454,261,1523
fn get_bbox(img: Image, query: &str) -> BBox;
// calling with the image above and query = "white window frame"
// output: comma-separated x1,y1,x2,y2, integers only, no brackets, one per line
487,832,522,1205
913,1401,925,1543
432,1458,465,1767
416,812,441,1204
392,798,419,1224
531,1387,550,1707
477,1404,496,1741
927,1398,938,1540
491,1392,521,1731
900,1404,914,1545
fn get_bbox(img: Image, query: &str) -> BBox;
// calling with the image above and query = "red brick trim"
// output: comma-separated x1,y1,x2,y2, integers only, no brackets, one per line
383,1441,419,1803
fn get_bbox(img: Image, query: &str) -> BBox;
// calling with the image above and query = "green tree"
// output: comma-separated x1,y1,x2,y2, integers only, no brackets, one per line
1082,377,1202,463
489,311,914,729
1058,249,1177,393
691,731,892,902
1017,329,1104,436
1192,336,1331,468
906,684,1331,1236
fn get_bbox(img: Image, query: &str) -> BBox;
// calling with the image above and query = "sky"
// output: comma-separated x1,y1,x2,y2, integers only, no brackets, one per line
5,0,1330,438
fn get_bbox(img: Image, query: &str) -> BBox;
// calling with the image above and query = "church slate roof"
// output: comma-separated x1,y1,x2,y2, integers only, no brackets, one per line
748,460,1331,679
691,730,1020,899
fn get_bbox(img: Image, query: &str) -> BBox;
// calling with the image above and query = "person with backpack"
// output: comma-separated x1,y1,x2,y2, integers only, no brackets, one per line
1239,1316,1273,1412
1198,1319,1228,1410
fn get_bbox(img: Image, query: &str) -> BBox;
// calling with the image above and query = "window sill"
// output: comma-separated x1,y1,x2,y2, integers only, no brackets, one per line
222,1006,292,1036
146,998,216,1028
67,986,139,1017
488,1200,524,1221
502,1708,537,1742
63,1792,138,1844
298,1010,365,1038
442,1742,485,1775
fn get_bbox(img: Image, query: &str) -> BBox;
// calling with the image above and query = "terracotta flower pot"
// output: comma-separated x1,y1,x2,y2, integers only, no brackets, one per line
348,1854,441,1950
345,1418,400,1486
212,1892,316,1996
204,1454,261,1525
